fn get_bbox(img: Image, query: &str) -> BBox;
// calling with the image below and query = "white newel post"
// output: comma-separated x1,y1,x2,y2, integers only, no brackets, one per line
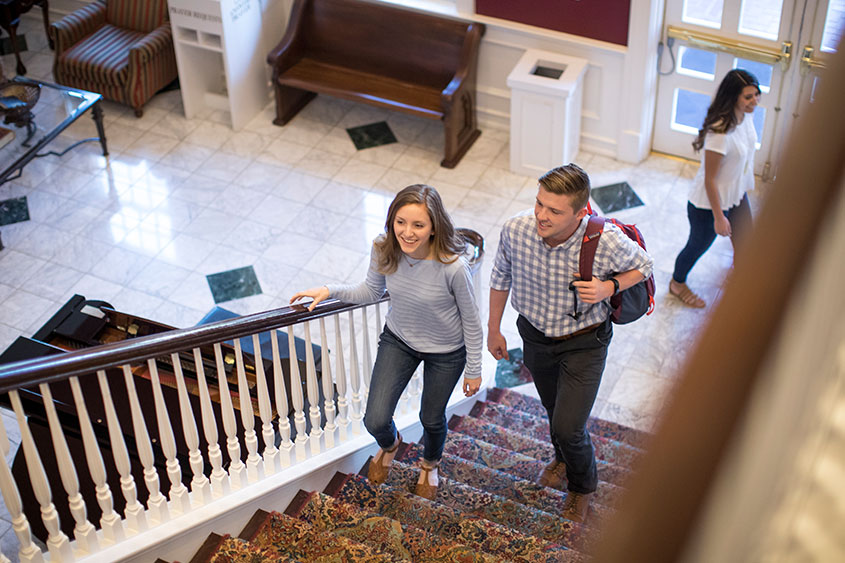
347,311,365,434
170,354,212,506
0,413,44,563
68,377,123,542
334,315,351,441
121,366,169,524
96,370,147,533
320,318,338,448
147,359,191,514
39,384,98,553
213,343,245,489
233,339,262,482
270,333,293,468
193,348,229,497
288,328,309,461
8,392,72,561
303,321,323,455
252,334,279,475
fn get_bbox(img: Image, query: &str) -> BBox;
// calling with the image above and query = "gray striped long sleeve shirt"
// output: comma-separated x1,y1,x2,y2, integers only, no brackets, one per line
327,247,483,379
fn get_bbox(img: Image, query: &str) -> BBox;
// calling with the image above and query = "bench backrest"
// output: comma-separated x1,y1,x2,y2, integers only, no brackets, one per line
297,0,471,89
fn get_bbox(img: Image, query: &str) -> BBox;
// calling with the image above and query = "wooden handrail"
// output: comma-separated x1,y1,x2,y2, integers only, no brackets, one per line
592,39,845,562
0,297,387,395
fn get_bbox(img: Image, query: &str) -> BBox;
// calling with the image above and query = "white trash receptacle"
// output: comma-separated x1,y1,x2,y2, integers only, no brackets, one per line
507,50,588,176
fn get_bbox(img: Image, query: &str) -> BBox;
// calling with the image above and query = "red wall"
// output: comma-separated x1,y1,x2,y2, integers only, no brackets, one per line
475,0,630,46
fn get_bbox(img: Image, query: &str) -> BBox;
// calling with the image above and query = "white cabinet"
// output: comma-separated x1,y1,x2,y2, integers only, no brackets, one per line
168,0,289,130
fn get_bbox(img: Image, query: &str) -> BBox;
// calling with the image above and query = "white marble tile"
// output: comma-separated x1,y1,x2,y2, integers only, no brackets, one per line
39,167,98,198
206,184,267,219
24,191,72,223
257,138,312,167
282,268,345,301
113,107,169,132
234,161,290,193
81,206,148,245
260,232,326,269
295,148,349,180
167,272,217,312
277,117,332,148
195,245,260,277
332,160,389,190
312,181,369,215
473,166,530,199
302,243,367,282
89,246,152,286
0,251,47,289
23,262,86,303
0,323,22,360
243,104,286,138
464,134,507,166
274,171,327,205
0,290,57,331
430,159,488,189
152,300,206,329
147,111,200,141
391,146,441,179
197,151,254,184
452,189,512,226
159,143,217,172
126,259,193,300
8,224,65,262
351,141,406,168
111,288,165,320
372,169,420,197
219,130,273,159
118,219,177,260
156,233,217,270
320,127,362,158
285,206,346,240
184,121,234,151
297,95,352,127
332,215,386,255
124,131,181,162
247,194,306,230
251,259,301,300
0,283,14,304
181,208,244,245
221,220,286,256
150,198,206,229
50,235,114,274
170,175,230,207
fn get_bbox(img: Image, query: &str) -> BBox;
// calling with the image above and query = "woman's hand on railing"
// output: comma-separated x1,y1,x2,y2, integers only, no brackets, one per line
290,286,330,312
462,376,481,397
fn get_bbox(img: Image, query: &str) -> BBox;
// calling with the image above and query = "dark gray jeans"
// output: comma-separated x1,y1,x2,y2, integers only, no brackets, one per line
517,315,611,494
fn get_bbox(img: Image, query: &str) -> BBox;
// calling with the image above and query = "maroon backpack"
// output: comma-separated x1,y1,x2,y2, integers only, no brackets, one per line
579,208,655,324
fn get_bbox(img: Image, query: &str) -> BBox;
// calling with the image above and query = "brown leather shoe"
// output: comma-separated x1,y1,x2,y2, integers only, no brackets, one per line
538,459,566,490
561,491,592,523
415,460,439,501
367,432,401,485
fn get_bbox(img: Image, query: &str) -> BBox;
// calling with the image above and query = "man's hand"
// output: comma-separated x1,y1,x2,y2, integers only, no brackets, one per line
487,329,509,361
571,275,614,304
463,377,481,397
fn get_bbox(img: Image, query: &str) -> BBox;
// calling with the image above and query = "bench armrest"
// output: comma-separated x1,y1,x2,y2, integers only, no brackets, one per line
267,0,308,75
441,22,485,103
50,0,107,56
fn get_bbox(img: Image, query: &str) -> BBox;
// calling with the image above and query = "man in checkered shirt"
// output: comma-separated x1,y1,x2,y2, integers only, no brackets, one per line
488,163,653,523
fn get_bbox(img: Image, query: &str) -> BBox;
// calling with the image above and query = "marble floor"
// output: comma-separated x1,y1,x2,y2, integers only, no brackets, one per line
0,14,758,560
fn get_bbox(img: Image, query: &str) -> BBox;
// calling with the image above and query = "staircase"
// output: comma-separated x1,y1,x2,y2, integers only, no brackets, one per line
181,387,648,562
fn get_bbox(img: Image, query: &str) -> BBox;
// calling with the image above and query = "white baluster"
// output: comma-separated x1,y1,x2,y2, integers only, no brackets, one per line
0,414,44,563
193,348,228,497
233,339,262,482
288,327,309,461
39,383,98,552
320,318,337,448
121,365,168,524
146,359,191,514
96,370,147,533
170,353,212,506
252,334,279,475
361,306,373,390
347,311,364,434
8,391,72,561
68,377,123,542
303,321,323,455
270,332,292,468
333,315,350,441
213,343,245,489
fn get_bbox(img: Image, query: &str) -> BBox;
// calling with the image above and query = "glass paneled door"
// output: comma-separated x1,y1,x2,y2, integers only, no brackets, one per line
653,0,843,180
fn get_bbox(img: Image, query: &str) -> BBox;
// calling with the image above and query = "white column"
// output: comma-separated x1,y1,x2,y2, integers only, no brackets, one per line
68,377,123,542
170,353,212,506
121,365,168,524
270,332,293,468
333,315,351,441
252,334,279,475
233,339,262,482
347,310,365,434
288,328,309,461
213,343,245,489
146,359,191,514
39,383,98,553
0,413,44,563
8,391,72,561
193,347,228,498
303,321,323,455
320,317,337,448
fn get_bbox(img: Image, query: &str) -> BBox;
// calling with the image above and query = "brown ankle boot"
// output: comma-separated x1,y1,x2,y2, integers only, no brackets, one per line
537,459,566,490
561,491,592,523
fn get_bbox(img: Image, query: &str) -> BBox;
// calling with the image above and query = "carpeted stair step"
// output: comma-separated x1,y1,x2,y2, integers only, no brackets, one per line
244,509,400,562
486,387,651,449
399,441,621,512
289,489,497,562
327,472,583,563
384,459,594,550
452,414,639,480
188,533,297,562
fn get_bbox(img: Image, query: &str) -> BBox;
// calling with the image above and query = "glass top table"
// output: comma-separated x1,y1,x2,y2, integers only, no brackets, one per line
0,76,108,186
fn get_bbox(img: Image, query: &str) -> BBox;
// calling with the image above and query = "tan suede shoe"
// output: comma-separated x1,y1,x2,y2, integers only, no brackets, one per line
367,433,401,485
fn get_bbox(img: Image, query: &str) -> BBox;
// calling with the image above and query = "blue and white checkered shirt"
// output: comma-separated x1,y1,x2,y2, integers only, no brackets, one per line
490,211,654,337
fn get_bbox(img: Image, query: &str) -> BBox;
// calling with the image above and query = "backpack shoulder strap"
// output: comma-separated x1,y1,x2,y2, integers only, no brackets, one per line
579,215,605,282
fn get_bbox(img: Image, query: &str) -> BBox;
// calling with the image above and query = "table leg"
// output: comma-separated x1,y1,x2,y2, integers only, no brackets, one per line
39,0,53,50
92,102,108,156
8,20,27,76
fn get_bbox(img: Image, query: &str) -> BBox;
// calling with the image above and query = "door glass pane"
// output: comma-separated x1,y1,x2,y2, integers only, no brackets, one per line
734,58,773,93
821,0,845,53
678,46,718,79
738,0,784,40
751,106,766,148
683,0,723,29
672,88,711,134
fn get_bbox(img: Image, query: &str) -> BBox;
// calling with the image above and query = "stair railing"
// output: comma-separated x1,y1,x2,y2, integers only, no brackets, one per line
0,296,390,563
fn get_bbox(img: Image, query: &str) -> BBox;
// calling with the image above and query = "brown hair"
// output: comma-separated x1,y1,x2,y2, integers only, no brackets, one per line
374,184,465,274
693,69,760,152
538,163,591,212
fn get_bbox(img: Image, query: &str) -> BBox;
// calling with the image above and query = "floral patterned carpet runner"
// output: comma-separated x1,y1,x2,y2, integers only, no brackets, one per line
191,386,648,563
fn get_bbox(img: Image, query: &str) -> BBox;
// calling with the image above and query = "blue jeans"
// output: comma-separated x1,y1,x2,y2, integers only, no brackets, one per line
672,194,752,283
363,326,467,463
517,315,611,494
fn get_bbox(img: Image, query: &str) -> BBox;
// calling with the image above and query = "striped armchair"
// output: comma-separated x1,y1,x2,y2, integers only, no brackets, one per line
50,0,177,117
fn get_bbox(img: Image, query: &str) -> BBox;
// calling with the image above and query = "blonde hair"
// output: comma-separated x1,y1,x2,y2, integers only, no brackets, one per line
374,184,464,274
538,164,591,212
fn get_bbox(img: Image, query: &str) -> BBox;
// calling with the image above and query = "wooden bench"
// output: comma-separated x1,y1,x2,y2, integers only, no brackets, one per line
267,0,485,168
